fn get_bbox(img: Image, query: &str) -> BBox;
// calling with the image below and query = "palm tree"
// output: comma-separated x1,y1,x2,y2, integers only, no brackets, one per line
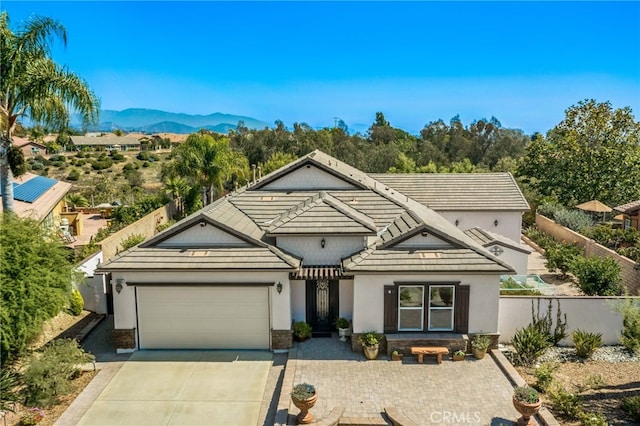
0,12,99,212
169,133,248,206
65,193,89,211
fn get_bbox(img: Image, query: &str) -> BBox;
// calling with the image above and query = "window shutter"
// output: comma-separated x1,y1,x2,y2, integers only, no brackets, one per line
384,285,398,333
454,285,470,334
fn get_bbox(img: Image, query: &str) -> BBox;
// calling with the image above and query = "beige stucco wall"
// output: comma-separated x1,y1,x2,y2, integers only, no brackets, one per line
439,211,523,242
259,165,357,190
111,270,291,349
352,273,500,334
499,296,640,345
291,279,306,322
488,244,529,276
339,280,354,319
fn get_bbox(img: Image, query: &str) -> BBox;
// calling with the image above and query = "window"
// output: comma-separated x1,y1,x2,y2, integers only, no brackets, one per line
428,285,454,331
398,285,424,331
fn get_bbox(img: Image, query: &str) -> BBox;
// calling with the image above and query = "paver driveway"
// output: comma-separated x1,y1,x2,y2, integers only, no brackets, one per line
77,350,272,426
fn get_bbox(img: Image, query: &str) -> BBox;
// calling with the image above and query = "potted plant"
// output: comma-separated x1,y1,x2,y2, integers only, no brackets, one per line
471,334,490,359
334,317,350,342
452,350,466,361
512,385,541,426
359,331,382,360
391,350,403,361
291,383,317,424
293,321,312,342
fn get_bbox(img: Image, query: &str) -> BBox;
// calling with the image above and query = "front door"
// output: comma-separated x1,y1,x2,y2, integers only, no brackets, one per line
306,279,339,333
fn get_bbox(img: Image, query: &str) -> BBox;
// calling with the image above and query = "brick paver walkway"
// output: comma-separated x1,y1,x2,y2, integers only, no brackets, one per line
287,336,529,426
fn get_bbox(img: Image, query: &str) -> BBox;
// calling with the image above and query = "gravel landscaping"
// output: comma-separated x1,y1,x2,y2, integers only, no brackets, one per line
502,345,640,425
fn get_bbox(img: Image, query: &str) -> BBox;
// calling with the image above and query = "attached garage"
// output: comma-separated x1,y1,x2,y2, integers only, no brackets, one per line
136,286,270,350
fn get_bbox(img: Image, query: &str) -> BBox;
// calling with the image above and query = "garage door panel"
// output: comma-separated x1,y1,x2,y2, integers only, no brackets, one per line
137,287,270,349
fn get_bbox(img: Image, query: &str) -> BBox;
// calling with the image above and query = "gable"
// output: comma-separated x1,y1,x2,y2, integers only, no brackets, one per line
258,164,359,191
155,223,251,248
393,232,454,249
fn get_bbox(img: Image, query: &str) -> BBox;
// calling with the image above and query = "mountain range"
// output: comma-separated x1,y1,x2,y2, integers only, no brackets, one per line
78,108,271,134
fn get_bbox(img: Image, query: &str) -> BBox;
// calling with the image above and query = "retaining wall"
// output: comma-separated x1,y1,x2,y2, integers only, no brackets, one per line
535,214,640,295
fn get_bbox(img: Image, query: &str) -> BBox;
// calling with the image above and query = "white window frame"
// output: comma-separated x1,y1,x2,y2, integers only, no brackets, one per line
427,285,455,331
397,285,424,331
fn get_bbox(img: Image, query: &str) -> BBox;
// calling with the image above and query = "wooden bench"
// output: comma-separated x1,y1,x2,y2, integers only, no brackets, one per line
411,346,449,364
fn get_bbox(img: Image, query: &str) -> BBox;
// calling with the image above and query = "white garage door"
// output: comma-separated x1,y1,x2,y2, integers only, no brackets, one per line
137,286,270,349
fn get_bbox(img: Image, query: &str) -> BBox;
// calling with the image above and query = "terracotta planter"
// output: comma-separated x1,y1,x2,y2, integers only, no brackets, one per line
512,397,541,426
452,353,465,361
472,347,487,359
292,393,318,424
363,344,379,360
294,334,309,342
391,353,403,361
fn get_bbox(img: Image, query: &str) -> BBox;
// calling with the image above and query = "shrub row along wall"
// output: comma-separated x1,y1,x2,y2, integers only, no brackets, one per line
100,202,176,261
536,213,640,295
499,296,640,345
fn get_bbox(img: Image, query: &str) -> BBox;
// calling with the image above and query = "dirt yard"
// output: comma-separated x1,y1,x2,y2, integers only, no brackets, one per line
515,354,640,425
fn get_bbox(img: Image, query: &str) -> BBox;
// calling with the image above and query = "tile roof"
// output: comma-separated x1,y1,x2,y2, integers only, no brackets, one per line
100,247,298,271
99,150,515,274
267,192,377,235
342,248,513,273
614,200,640,214
370,173,529,211
464,227,531,254
70,136,140,146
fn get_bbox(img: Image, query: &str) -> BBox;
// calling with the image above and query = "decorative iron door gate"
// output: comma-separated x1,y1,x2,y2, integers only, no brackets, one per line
305,279,339,333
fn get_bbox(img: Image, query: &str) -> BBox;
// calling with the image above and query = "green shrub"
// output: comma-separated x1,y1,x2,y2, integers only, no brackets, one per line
69,290,84,316
547,385,582,419
531,299,568,345
545,243,582,277
91,159,113,170
120,234,146,251
537,203,562,218
621,395,640,422
24,339,94,407
0,367,22,413
142,161,150,168
572,329,602,358
533,362,559,393
67,169,80,181
572,256,622,296
48,154,66,163
615,299,640,354
136,151,151,161
577,411,608,426
618,246,640,263
293,321,312,339
553,208,593,232
511,324,550,366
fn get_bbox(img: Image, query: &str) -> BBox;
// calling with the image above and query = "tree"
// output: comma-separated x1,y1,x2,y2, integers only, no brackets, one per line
261,152,298,175
518,100,640,207
1,12,99,212
166,133,248,205
0,215,75,364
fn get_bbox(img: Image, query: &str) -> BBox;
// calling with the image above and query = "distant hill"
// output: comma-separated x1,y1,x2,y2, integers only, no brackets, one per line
76,108,270,134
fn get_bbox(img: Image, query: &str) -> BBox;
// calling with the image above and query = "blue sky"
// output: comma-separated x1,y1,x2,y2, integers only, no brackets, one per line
3,1,640,135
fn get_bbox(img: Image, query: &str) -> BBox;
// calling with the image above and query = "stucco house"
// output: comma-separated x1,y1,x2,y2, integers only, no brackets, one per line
69,135,141,151
98,150,527,353
13,137,47,158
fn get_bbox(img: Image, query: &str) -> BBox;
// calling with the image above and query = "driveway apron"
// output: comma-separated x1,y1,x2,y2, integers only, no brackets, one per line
76,350,272,426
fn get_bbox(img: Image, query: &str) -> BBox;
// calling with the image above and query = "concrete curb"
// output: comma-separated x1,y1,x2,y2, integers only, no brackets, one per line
490,349,561,426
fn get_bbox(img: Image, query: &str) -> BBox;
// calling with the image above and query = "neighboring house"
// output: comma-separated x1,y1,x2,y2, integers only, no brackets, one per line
12,136,47,158
98,150,517,353
614,200,640,231
0,173,71,231
69,135,141,151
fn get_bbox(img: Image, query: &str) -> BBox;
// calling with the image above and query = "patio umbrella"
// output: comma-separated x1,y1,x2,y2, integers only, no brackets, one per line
576,199,612,221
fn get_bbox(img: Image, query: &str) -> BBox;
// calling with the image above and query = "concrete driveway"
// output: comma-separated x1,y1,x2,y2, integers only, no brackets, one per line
75,350,272,426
